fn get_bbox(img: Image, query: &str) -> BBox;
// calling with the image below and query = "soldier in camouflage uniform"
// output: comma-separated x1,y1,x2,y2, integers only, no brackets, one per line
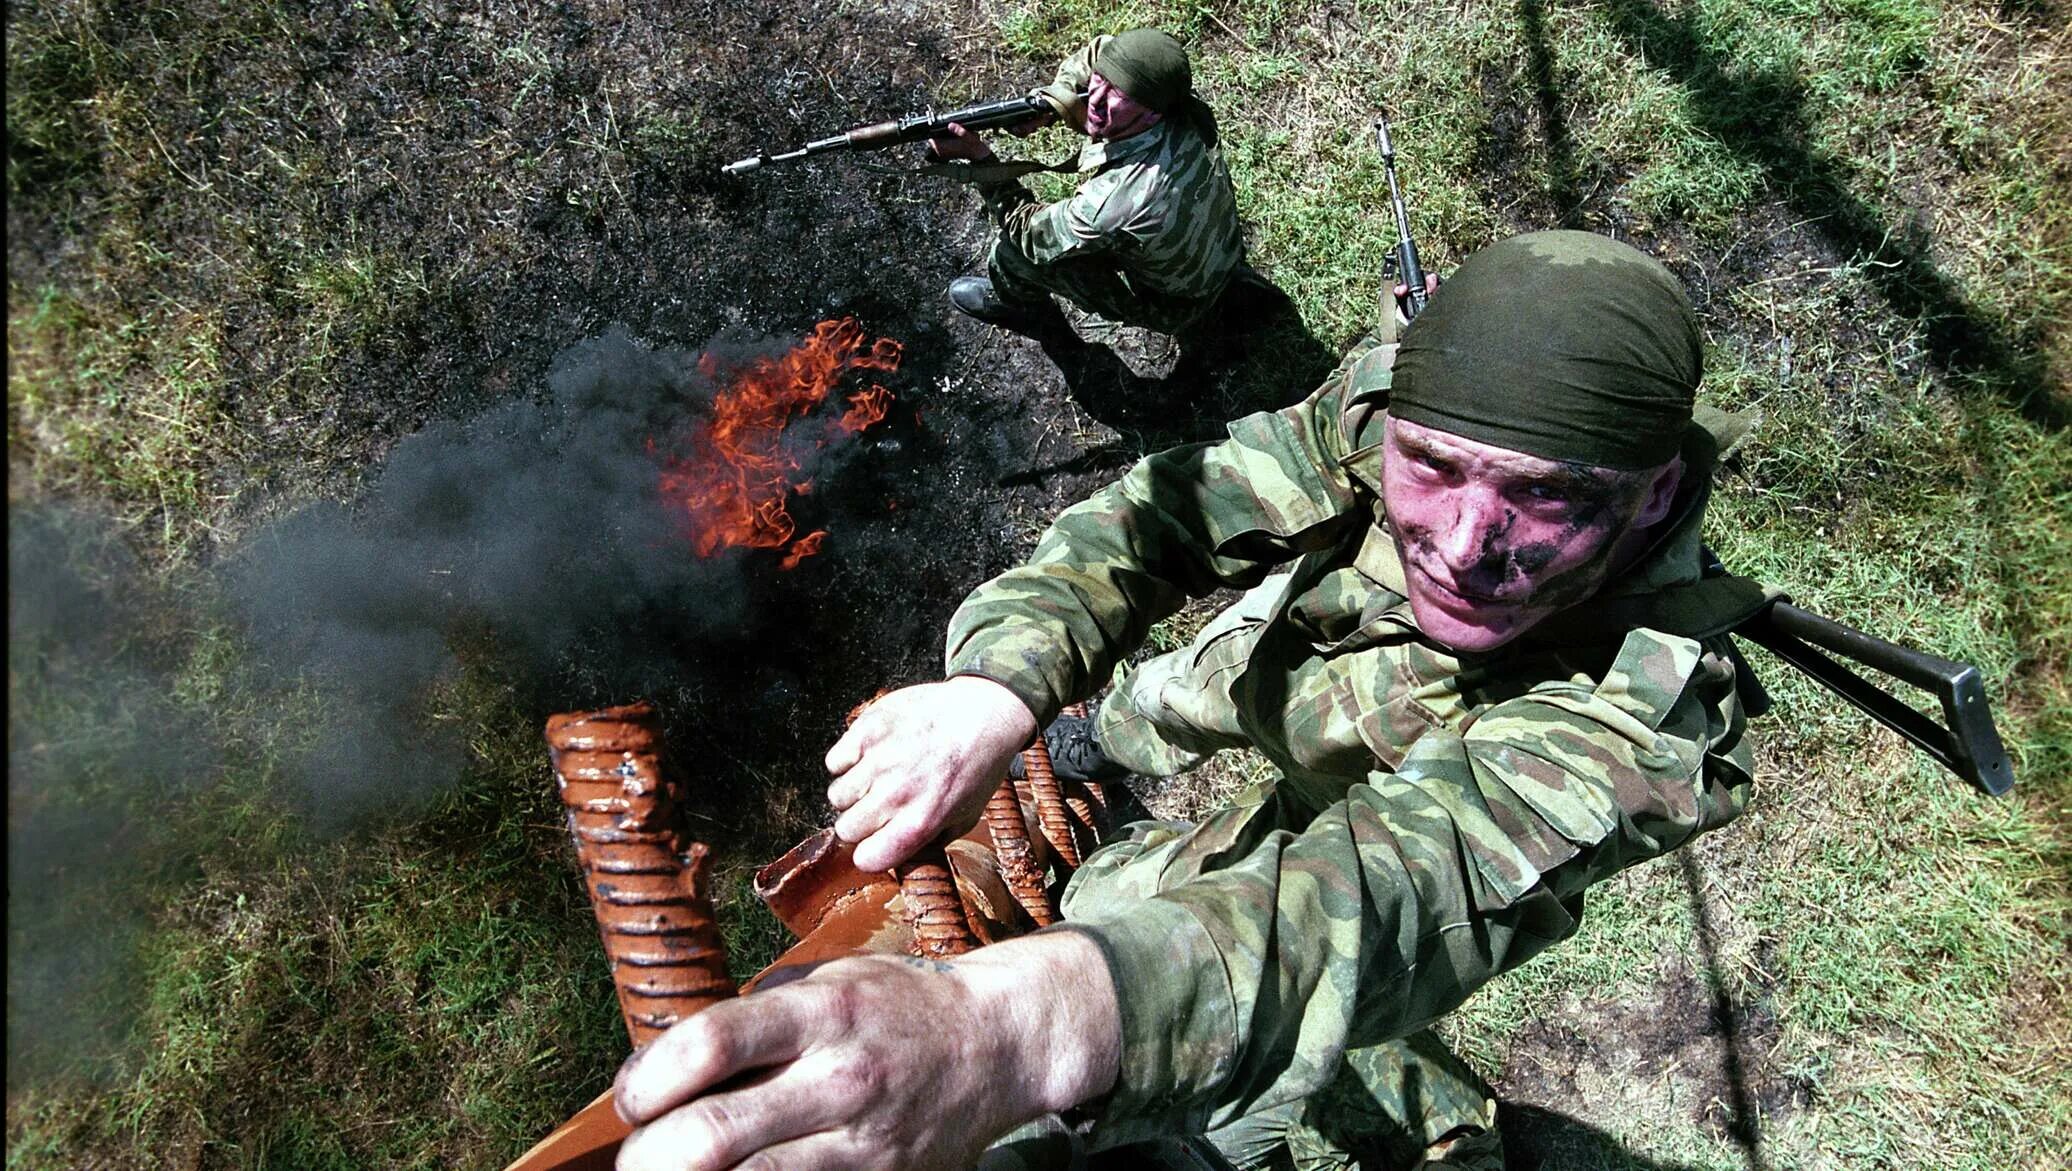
931,29,1247,336
613,233,1777,1171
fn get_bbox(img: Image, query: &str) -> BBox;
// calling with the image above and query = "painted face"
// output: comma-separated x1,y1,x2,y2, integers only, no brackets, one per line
1380,415,1680,653
1085,71,1163,141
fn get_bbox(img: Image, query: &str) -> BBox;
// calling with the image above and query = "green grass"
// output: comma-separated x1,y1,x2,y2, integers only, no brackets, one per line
9,0,2070,1167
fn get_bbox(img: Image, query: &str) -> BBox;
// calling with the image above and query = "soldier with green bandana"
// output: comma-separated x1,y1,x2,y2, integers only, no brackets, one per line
611,232,1777,1171
929,29,1247,336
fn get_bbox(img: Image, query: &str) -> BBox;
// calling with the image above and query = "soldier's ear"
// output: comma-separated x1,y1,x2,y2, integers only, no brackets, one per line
1634,456,1684,527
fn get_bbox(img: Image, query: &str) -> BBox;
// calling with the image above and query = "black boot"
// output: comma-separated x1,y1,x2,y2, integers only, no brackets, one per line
948,276,1064,336
1010,707,1128,783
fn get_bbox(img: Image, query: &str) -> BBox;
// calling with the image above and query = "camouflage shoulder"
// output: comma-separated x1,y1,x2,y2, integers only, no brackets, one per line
1340,333,1398,452
1214,374,1366,528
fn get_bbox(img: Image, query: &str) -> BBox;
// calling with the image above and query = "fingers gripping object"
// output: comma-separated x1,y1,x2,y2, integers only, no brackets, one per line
509,696,1112,1171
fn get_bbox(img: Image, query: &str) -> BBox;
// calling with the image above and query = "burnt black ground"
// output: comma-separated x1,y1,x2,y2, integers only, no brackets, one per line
8,0,1331,848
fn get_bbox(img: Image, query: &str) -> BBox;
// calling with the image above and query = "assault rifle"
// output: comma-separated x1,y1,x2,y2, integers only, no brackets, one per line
1706,552,2015,796
1374,115,1429,320
721,92,1079,176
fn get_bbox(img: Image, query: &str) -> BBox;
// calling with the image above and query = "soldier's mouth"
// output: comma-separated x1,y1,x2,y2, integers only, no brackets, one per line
1408,563,1516,612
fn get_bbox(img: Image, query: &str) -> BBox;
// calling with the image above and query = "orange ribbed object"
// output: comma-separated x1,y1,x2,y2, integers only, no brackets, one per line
546,702,736,1049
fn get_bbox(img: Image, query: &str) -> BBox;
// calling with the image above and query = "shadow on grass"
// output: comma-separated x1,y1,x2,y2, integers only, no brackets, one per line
1678,852,1773,1171
1499,1103,1710,1170
1585,0,2065,432
1518,0,1587,226
1032,270,1338,450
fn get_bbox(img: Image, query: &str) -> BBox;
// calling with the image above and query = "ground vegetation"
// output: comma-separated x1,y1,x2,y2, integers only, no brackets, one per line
7,0,2068,1168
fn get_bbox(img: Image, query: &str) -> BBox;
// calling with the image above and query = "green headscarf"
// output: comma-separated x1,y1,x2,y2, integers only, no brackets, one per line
1094,29,1218,147
1390,230,1701,470
1095,30,1191,113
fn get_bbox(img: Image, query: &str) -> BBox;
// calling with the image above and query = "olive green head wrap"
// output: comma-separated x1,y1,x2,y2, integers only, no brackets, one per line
1391,230,1701,470
1094,30,1192,113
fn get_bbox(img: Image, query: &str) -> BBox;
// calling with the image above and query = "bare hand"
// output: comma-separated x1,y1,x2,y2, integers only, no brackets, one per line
924,121,997,163
825,677,1035,872
614,934,1121,1171
1394,272,1441,310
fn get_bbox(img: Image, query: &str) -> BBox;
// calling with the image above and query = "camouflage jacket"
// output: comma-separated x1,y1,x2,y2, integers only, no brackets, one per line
978,35,1244,303
944,338,1773,1139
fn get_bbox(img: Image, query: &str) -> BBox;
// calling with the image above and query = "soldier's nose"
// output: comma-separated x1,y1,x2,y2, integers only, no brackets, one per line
1435,489,1506,571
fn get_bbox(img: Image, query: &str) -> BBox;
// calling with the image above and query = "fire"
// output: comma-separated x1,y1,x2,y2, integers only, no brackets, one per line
656,318,900,568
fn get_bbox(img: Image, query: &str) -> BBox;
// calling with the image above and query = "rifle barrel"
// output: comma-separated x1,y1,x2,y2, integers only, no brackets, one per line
1373,117,1427,318
721,93,1078,176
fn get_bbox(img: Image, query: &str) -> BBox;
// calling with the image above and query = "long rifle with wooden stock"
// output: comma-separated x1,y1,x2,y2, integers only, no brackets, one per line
1380,117,2012,797
721,92,1080,176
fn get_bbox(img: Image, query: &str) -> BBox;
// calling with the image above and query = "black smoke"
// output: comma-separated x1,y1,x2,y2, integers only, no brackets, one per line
224,324,902,824
7,323,914,1078
7,506,220,1080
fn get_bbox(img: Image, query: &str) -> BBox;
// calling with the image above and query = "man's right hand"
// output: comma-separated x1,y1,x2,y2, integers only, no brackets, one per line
614,932,1121,1171
825,676,1037,873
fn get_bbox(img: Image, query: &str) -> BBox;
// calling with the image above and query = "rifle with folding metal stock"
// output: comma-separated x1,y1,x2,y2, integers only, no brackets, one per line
722,92,1075,176
1707,552,2015,796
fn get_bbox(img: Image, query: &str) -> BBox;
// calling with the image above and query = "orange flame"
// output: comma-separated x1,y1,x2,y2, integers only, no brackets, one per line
657,319,900,568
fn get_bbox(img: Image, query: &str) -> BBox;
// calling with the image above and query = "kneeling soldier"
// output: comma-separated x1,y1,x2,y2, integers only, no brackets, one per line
931,28,1248,340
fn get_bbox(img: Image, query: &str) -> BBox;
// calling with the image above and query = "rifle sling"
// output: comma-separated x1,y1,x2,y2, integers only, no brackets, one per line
898,156,1083,185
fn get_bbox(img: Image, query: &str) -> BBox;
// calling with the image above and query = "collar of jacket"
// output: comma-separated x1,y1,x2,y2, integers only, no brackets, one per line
1334,344,1775,643
1077,121,1170,172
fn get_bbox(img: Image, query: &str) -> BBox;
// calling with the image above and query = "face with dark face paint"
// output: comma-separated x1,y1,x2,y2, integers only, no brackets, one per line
1084,71,1163,141
1381,416,1683,653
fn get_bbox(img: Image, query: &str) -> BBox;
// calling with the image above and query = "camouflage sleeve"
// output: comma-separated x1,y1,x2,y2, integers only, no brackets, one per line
944,375,1368,725
1032,35,1103,132
1060,630,1753,1144
980,167,1158,268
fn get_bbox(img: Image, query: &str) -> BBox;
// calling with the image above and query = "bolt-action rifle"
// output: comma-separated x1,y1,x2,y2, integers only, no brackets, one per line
1374,115,1429,320
721,92,1080,176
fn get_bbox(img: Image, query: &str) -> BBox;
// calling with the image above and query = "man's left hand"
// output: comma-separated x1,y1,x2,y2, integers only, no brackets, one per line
613,933,1122,1171
925,121,998,163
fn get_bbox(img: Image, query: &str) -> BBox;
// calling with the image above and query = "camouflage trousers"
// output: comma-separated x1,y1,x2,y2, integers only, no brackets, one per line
988,232,1230,337
1077,587,1505,1171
